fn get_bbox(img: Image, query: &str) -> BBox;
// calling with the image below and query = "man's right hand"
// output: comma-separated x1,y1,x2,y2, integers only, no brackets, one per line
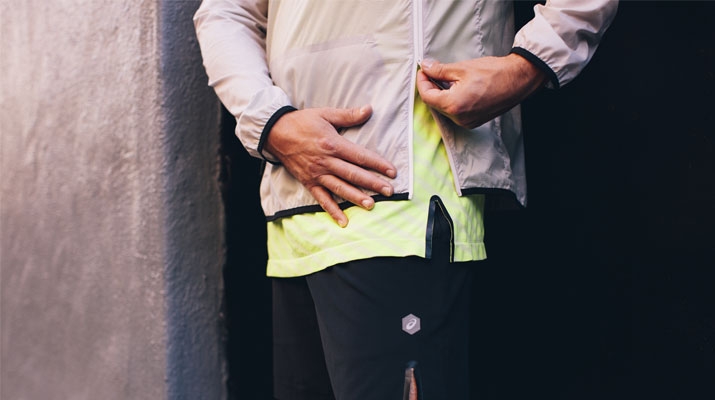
264,105,397,228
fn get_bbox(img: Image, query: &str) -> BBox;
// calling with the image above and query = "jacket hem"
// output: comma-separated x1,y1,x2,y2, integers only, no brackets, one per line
264,187,524,221
265,193,410,222
461,187,525,210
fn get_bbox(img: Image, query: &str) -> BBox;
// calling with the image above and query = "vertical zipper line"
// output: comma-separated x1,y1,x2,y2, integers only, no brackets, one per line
411,0,464,199
408,0,424,200
413,0,424,64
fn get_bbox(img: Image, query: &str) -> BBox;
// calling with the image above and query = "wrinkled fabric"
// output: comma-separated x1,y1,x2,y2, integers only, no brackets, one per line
194,0,618,218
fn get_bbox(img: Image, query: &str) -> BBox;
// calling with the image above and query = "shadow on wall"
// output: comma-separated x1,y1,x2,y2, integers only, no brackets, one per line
218,106,273,399
219,2,715,399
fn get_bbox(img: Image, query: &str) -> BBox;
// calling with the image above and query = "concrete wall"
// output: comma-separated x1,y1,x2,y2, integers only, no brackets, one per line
1,1,226,399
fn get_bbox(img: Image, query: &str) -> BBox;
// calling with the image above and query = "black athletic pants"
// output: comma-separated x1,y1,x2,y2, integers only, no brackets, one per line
273,208,476,400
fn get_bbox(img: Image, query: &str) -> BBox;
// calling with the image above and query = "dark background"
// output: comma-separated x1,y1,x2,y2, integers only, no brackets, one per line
220,2,715,399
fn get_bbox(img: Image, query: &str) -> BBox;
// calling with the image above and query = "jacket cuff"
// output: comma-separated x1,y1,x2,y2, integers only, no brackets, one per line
258,105,297,165
509,47,559,89
512,0,618,89
236,86,294,163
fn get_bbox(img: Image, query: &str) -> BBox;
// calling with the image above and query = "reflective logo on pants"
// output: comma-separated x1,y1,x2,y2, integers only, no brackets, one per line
402,314,421,335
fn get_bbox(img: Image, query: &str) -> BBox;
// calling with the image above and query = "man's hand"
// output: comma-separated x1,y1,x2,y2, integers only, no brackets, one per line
264,105,397,227
416,54,547,128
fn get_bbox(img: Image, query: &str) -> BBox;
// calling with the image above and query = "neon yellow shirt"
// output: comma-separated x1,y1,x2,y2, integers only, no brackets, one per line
266,95,486,277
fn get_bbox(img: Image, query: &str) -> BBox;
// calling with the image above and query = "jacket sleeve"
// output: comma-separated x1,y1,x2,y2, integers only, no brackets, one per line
511,0,619,89
193,0,290,162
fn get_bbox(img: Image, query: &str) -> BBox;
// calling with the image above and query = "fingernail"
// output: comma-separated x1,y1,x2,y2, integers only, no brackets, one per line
338,218,348,228
386,169,397,178
382,186,393,196
359,105,371,114
421,58,436,69
361,199,374,209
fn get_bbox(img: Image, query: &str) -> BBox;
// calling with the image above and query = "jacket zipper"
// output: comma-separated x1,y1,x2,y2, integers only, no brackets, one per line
412,0,464,198
413,0,424,63
408,0,424,200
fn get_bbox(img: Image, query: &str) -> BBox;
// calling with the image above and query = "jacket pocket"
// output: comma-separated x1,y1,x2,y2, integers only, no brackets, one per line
268,35,386,110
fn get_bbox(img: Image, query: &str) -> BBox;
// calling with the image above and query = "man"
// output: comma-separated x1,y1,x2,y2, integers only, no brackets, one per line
194,1,617,399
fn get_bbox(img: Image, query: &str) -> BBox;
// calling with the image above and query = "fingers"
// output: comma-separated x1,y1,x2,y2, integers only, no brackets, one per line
320,156,394,198
309,174,378,228
420,58,457,82
321,105,373,129
313,128,395,227
417,58,461,112
337,143,397,185
309,186,349,228
268,105,398,227
317,174,376,210
308,139,394,227
319,107,397,181
416,70,449,108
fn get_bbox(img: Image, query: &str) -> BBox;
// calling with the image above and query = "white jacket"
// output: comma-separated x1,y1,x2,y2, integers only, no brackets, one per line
194,0,618,219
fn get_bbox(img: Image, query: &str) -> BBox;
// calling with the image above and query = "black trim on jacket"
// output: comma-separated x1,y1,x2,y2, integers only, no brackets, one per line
264,193,410,222
263,187,525,222
258,105,297,164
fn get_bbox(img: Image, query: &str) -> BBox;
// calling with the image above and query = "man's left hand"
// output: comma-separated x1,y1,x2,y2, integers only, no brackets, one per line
416,54,547,128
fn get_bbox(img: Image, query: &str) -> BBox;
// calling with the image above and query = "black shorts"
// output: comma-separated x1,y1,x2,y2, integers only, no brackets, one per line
273,209,476,400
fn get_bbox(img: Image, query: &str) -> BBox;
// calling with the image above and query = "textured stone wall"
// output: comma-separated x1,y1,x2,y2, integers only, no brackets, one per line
0,1,225,399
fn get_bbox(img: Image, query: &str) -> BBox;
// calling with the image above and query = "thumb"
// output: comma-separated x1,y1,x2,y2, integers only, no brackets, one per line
420,58,457,81
322,105,373,128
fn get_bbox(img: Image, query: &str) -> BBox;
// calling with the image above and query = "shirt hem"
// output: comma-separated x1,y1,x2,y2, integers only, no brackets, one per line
267,240,486,278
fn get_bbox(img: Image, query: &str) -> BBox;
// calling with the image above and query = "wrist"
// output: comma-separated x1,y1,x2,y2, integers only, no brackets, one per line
259,105,297,164
507,53,548,90
509,47,559,89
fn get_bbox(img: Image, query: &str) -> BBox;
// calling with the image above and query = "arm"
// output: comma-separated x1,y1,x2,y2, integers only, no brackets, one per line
194,0,396,227
417,0,619,128
194,0,283,161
